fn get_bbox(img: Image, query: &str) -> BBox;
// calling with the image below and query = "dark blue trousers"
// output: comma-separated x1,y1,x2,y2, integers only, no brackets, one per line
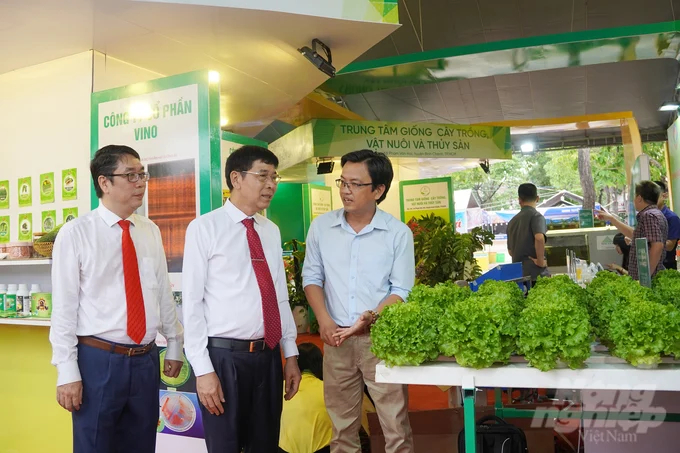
72,342,160,453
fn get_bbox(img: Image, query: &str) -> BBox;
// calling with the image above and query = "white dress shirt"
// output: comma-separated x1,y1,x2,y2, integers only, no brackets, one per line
302,208,415,326
182,199,298,377
49,205,184,386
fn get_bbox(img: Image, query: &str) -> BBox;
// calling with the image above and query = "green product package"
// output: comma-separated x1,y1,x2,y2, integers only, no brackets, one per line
62,169,77,201
18,177,32,208
18,213,32,242
42,210,56,233
40,172,55,204
0,180,9,209
4,293,16,316
62,207,78,223
0,216,9,244
32,293,52,318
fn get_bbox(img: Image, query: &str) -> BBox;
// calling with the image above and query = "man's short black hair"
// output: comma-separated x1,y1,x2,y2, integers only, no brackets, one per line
225,145,279,191
297,342,323,381
90,145,141,199
635,180,661,205
518,183,538,203
654,179,668,194
340,149,394,204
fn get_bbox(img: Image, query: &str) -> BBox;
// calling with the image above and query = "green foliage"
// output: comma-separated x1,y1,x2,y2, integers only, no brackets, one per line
652,269,680,309
370,302,440,367
407,282,471,316
409,214,494,284
439,294,518,368
518,277,592,371
609,299,671,367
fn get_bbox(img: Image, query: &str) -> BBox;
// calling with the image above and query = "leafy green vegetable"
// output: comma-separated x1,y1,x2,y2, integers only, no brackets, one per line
609,299,670,367
439,295,518,368
652,269,680,309
370,302,440,367
476,280,525,311
407,282,471,315
518,277,592,371
36,223,64,243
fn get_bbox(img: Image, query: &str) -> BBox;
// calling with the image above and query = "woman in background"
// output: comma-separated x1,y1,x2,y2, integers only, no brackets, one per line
607,233,631,275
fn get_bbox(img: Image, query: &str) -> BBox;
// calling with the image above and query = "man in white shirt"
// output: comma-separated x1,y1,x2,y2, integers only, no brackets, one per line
302,149,415,453
49,145,184,453
182,145,301,453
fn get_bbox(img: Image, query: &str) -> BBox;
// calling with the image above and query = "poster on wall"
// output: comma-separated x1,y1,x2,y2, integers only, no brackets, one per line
18,177,32,208
42,210,57,233
18,213,32,242
62,169,77,201
309,185,333,220
0,216,9,243
0,180,8,209
40,172,55,204
62,207,78,223
399,177,454,224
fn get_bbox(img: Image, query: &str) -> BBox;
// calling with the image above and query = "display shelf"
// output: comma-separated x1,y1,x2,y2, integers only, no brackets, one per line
0,258,52,266
376,353,680,392
0,318,51,327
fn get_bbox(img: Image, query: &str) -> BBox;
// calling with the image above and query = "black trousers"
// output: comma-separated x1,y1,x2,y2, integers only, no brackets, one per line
279,447,330,453
202,341,283,453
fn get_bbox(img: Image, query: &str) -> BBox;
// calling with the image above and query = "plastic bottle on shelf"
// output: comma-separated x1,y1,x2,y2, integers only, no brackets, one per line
0,284,6,317
16,284,30,318
5,284,17,318
29,284,41,317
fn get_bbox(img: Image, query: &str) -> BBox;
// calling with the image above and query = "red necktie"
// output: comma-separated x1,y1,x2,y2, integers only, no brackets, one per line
118,220,146,344
242,218,282,349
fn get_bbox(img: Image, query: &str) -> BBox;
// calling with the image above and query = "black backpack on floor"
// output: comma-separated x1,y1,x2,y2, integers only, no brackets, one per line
458,415,529,453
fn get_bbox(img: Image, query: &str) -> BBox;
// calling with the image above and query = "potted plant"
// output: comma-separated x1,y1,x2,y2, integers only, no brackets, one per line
283,239,318,334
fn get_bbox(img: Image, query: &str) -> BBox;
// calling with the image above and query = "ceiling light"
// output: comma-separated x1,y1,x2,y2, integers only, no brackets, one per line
659,102,680,112
208,71,220,83
220,117,229,127
298,39,336,78
520,142,535,153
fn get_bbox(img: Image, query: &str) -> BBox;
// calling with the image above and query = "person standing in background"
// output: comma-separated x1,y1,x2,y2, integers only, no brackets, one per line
303,149,415,453
507,183,550,285
654,180,680,270
182,145,301,453
50,144,184,453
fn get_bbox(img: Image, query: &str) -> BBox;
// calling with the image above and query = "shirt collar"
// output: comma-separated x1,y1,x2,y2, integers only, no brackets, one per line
97,204,135,228
223,198,258,224
636,204,656,219
332,208,388,232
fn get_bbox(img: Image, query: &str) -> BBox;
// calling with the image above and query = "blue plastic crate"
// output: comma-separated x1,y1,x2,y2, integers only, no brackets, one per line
469,262,523,292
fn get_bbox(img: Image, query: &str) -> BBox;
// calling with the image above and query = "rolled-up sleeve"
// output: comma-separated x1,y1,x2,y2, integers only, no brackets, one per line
181,220,213,377
302,221,325,289
389,227,415,301
272,228,299,359
154,225,183,362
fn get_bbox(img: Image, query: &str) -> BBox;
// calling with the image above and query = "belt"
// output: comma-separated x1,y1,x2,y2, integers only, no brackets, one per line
77,336,155,357
207,337,268,352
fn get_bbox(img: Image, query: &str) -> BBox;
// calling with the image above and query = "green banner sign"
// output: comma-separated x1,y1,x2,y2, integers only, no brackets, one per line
18,177,32,208
312,119,511,160
635,237,652,287
42,210,56,233
399,177,454,223
40,172,55,204
0,216,9,243
18,213,32,242
62,169,77,201
0,180,8,209
579,209,594,228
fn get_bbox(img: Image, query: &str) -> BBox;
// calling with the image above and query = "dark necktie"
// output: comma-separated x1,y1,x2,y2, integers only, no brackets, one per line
242,218,282,349
118,220,146,344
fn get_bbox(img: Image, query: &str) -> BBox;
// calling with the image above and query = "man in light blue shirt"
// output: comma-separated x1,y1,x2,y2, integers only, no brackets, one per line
303,149,415,453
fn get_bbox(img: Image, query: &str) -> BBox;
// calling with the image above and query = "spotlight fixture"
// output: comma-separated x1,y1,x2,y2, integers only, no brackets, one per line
659,101,680,112
298,39,336,78
520,142,535,153
317,160,335,175
479,159,490,174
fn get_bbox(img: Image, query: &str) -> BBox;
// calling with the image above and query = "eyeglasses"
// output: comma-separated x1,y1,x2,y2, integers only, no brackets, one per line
241,171,282,184
335,179,372,190
106,172,150,183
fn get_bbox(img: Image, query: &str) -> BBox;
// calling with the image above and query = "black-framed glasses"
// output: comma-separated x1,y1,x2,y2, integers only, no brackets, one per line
106,172,150,183
241,171,282,184
335,179,372,190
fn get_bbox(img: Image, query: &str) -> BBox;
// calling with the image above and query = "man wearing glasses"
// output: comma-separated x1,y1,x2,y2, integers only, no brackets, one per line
302,149,415,453
50,144,184,453
182,145,301,453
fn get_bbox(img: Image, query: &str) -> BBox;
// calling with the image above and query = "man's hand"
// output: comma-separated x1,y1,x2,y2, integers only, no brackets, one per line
284,356,301,401
319,317,340,347
333,311,372,346
594,209,614,222
57,381,83,412
163,359,183,378
530,256,546,268
196,372,225,416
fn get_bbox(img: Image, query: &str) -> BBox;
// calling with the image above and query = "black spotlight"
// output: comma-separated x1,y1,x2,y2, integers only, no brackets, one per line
298,39,336,78
317,161,335,175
